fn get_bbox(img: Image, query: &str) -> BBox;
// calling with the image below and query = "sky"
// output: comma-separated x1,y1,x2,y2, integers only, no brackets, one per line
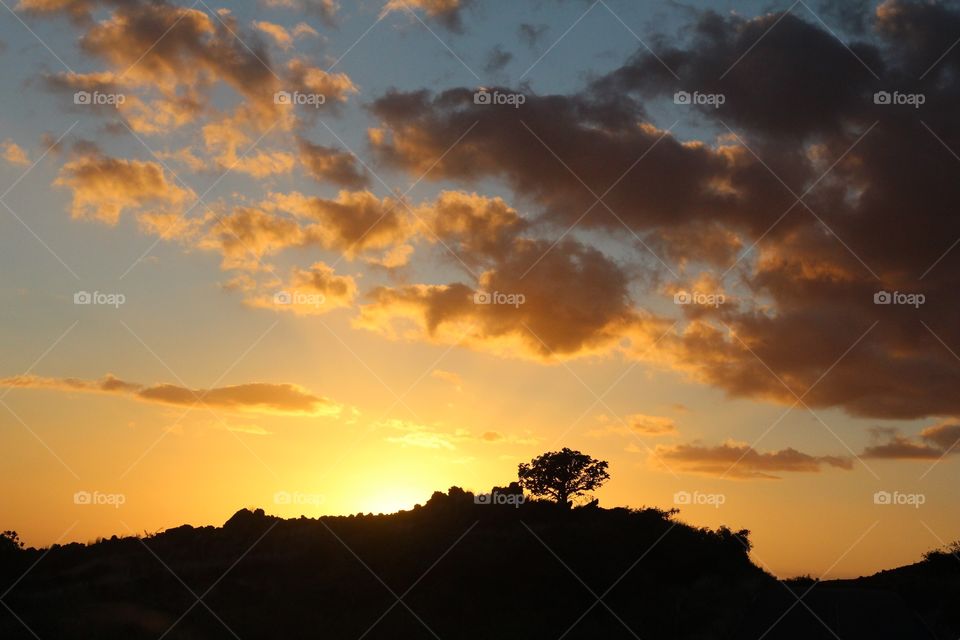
1,0,959,579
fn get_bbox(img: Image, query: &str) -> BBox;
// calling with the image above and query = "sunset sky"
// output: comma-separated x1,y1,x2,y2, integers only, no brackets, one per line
2,0,960,579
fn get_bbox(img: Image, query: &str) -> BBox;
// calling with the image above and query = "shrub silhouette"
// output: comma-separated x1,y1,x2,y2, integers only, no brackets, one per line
518,448,609,508
0,531,23,557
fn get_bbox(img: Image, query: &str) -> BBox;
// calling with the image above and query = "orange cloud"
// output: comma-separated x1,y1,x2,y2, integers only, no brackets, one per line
653,441,854,480
418,191,526,262
356,237,635,361
589,413,678,438
381,0,470,31
261,0,338,26
431,369,462,391
297,138,368,188
264,190,412,257
16,0,93,19
54,152,191,224
253,20,294,50
0,374,342,416
247,262,358,315
627,414,678,436
1,139,31,166
863,423,960,460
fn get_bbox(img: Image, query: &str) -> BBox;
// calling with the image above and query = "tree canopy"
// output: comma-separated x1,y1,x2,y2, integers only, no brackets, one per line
517,448,610,508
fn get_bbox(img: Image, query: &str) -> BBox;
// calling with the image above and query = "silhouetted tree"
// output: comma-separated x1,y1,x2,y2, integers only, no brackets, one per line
490,482,523,497
517,448,609,508
0,530,23,556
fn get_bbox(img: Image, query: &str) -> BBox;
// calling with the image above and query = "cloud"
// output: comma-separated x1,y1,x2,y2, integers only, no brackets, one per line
387,430,457,449
76,3,279,116
16,0,94,19
589,413,678,437
223,423,274,436
253,20,295,50
364,2,960,421
54,151,191,224
202,205,302,269
0,374,342,416
418,190,526,263
375,418,534,450
200,112,296,177
292,22,320,39
194,190,409,273
1,140,30,166
518,23,548,48
356,236,635,360
27,0,960,427
380,0,472,31
38,0,355,135
263,190,412,257
297,137,368,188
483,45,512,73
369,87,739,236
377,418,458,450
364,243,414,270
626,413,677,435
862,422,960,460
654,440,853,479
284,58,357,107
261,0,338,27
431,369,462,391
247,261,358,315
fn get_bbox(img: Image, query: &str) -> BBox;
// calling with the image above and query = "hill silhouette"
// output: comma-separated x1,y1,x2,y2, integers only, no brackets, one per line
0,487,956,639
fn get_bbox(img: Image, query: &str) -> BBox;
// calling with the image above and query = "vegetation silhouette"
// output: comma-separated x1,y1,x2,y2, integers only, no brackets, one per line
0,452,955,639
517,447,609,508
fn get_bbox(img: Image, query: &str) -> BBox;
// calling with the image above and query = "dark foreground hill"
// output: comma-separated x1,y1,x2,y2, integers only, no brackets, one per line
0,489,956,639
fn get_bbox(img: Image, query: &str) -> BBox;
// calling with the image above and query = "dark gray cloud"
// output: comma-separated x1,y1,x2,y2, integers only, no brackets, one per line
518,23,548,48
483,45,513,73
367,1,960,420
